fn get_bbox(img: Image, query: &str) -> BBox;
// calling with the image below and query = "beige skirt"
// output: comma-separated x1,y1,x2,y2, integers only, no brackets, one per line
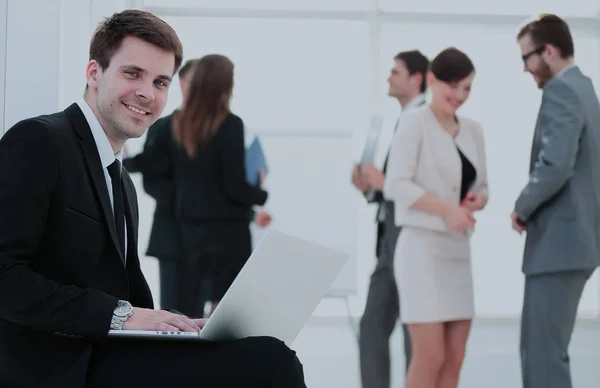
394,226,474,323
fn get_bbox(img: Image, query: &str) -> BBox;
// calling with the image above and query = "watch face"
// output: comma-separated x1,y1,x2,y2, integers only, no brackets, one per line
115,301,132,316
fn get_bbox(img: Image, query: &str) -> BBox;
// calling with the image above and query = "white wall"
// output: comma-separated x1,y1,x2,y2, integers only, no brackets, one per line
3,0,61,131
1,0,600,319
378,0,600,17
0,0,133,133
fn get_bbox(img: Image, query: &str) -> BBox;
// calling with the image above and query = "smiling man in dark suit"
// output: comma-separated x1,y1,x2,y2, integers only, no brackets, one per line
0,9,305,388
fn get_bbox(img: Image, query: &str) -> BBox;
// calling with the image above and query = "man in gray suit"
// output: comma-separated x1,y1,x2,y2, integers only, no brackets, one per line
351,50,429,388
512,13,600,388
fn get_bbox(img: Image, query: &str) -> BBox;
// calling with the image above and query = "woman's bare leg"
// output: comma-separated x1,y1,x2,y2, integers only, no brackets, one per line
405,322,446,388
437,319,472,388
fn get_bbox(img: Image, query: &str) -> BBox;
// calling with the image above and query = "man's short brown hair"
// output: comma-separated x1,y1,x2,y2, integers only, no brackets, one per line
517,13,574,58
394,50,430,93
89,9,184,75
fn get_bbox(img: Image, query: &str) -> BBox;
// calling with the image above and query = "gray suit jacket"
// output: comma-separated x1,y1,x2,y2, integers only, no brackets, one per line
515,66,600,275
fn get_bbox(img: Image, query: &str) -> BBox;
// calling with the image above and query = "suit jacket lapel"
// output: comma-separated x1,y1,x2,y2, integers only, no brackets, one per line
382,118,401,174
121,176,155,307
64,103,125,264
530,117,541,171
454,132,477,167
122,177,138,263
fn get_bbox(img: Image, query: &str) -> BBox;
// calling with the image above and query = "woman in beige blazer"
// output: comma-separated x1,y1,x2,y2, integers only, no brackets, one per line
383,48,489,388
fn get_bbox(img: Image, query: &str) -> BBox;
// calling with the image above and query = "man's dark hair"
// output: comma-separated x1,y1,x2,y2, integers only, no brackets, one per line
430,47,475,84
178,59,198,79
89,9,184,75
395,50,430,93
516,13,574,58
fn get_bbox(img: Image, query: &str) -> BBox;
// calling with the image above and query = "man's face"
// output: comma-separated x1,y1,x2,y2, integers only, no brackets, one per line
519,34,553,88
387,59,415,99
86,36,175,143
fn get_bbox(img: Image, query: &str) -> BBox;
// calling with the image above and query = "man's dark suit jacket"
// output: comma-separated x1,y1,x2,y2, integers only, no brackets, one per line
0,103,153,387
123,113,181,259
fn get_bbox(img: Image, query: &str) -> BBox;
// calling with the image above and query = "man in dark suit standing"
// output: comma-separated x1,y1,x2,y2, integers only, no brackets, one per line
351,50,429,388
0,9,305,388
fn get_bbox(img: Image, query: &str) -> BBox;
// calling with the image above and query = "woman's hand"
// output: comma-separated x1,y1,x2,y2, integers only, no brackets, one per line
254,210,272,228
460,191,487,212
444,205,476,232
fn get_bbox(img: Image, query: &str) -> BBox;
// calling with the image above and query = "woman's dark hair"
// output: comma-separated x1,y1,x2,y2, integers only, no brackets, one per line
430,47,475,83
178,59,198,79
173,54,234,158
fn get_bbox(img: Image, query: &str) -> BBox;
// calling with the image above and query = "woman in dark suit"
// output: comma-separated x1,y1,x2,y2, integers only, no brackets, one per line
171,54,268,317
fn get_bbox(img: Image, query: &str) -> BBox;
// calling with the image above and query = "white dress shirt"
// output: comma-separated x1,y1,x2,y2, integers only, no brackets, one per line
403,93,426,111
76,99,128,259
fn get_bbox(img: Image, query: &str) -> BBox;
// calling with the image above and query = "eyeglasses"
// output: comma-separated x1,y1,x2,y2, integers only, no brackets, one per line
521,45,545,63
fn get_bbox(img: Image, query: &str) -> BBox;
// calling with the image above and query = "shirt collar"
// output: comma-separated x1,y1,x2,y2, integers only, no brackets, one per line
404,93,426,110
76,99,122,169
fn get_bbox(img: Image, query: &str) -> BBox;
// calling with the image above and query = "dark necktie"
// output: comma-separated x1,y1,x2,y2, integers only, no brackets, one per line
107,159,126,260
382,118,402,174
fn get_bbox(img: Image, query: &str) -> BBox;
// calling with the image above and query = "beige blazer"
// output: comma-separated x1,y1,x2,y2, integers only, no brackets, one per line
383,106,488,232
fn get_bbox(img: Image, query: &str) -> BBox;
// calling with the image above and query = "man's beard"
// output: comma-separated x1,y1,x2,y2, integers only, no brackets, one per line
533,60,554,88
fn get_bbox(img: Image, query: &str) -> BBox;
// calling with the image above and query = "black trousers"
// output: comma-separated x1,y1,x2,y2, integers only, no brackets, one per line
85,336,306,387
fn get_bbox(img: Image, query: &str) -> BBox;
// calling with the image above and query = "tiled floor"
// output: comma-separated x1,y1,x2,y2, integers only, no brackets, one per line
291,317,600,388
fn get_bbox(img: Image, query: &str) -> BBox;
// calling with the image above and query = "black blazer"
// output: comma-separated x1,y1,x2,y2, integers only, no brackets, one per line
123,113,182,259
173,112,268,222
0,103,154,387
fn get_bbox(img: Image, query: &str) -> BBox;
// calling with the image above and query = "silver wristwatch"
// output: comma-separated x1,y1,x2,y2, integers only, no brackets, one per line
110,300,134,330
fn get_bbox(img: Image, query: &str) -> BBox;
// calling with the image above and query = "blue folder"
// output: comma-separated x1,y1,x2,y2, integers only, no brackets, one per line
245,137,269,186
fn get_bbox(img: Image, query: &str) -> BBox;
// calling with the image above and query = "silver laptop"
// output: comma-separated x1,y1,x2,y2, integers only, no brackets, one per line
109,229,349,345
